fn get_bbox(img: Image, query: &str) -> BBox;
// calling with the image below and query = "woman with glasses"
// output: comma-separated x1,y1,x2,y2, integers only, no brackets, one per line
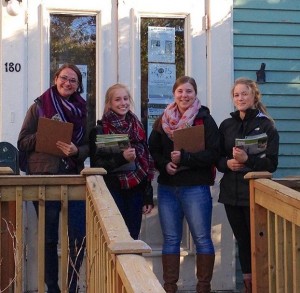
18,63,88,293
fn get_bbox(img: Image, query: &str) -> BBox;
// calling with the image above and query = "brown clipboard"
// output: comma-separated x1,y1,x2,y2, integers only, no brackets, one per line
173,125,205,152
35,117,73,156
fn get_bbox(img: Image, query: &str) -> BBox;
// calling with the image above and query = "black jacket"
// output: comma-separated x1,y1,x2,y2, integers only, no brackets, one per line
148,106,220,186
89,120,153,205
217,108,279,206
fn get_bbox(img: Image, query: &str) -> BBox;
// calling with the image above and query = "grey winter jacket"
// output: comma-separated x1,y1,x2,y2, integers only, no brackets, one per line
17,99,89,175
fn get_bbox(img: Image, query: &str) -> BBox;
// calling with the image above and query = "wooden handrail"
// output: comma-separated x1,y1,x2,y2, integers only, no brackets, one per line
246,171,300,293
0,167,164,292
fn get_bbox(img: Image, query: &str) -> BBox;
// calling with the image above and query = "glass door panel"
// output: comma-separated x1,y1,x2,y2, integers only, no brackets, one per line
50,14,96,133
140,18,185,138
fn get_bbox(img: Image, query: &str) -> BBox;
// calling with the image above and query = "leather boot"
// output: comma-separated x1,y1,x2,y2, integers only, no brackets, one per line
162,254,180,293
243,276,252,293
196,254,215,293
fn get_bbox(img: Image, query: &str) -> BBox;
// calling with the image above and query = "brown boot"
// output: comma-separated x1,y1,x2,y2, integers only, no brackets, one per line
196,254,215,293
162,254,180,293
243,275,252,293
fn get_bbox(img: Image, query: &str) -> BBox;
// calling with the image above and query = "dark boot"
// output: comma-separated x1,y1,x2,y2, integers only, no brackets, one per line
196,254,215,293
243,275,252,293
162,254,180,293
45,243,60,293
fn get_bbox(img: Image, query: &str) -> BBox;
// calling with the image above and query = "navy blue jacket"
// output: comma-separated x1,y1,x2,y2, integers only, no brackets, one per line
149,106,220,186
217,108,279,206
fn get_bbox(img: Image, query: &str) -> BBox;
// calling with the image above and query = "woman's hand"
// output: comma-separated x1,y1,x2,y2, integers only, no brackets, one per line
166,161,178,175
227,158,245,171
171,150,181,165
56,141,78,156
123,147,136,162
232,147,248,163
143,204,153,214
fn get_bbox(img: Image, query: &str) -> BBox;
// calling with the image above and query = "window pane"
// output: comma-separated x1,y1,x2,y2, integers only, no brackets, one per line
140,18,185,137
50,14,96,133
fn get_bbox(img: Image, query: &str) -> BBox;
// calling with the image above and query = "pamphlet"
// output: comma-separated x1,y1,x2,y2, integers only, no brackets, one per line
235,133,268,156
173,125,205,152
95,134,136,172
96,134,130,152
35,117,73,157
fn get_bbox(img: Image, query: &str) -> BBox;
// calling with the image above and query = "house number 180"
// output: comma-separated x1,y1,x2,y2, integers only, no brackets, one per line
5,62,21,72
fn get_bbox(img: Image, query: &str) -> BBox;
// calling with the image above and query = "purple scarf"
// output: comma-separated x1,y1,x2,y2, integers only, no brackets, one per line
38,86,86,144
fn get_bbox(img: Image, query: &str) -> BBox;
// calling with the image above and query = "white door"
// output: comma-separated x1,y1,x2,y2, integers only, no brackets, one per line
25,1,114,291
115,1,234,291
24,0,235,291
117,2,235,291
117,0,207,120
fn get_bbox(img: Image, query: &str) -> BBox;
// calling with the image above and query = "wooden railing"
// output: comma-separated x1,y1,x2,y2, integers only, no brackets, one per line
0,167,164,293
245,172,300,293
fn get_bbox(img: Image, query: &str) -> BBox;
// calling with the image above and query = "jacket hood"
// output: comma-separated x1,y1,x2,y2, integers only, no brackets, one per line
197,105,211,118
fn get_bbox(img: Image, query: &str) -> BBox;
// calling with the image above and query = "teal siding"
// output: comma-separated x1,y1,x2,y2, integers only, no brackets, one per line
233,0,300,177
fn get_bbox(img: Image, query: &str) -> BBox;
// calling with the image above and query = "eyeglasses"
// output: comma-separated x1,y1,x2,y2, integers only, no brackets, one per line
59,75,78,85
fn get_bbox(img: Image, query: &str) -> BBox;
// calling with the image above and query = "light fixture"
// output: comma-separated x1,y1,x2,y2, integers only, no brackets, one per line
5,0,22,16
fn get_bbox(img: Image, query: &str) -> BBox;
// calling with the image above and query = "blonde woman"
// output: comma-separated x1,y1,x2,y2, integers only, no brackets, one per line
89,83,155,239
217,77,279,292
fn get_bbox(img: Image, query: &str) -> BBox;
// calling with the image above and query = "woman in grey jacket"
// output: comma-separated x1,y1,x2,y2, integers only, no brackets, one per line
18,63,88,293
217,78,279,293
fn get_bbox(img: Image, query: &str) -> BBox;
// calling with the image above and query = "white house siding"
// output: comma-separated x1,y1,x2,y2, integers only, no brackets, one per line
233,0,300,178
0,1,238,292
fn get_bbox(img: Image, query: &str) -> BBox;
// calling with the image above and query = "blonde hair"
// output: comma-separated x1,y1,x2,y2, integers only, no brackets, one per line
103,83,134,114
232,77,274,122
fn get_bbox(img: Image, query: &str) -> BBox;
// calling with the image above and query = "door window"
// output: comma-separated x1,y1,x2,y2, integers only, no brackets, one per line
50,14,96,133
140,18,185,137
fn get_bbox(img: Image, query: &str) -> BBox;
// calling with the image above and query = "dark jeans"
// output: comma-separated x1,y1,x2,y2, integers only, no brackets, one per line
34,200,86,292
110,188,143,240
224,204,251,274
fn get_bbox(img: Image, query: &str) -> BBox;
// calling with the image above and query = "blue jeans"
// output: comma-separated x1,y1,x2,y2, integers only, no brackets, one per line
110,188,143,240
158,184,214,255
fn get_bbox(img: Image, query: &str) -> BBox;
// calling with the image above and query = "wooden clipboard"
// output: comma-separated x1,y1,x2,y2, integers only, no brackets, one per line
35,117,73,156
173,125,205,152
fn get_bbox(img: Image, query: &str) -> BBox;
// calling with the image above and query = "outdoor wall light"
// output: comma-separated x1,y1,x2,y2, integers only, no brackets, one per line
5,0,22,16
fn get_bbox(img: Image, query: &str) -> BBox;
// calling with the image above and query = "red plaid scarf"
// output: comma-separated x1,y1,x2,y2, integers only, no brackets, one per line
102,110,155,189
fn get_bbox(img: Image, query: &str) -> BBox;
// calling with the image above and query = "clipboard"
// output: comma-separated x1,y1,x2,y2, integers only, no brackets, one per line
35,117,74,156
173,125,205,152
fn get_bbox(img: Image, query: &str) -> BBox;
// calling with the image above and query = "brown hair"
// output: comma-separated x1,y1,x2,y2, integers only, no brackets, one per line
172,76,198,95
54,63,84,94
104,83,134,113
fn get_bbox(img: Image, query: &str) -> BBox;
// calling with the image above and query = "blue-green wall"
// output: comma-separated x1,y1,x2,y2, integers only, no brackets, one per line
233,0,300,177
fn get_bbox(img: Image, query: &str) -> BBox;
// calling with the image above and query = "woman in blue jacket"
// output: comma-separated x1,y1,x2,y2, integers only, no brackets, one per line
217,78,279,293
